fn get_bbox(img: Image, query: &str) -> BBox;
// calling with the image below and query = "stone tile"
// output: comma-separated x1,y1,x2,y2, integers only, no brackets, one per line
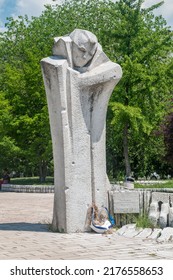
116,224,136,235
123,227,143,238
135,228,153,238
157,227,173,242
0,192,173,260
147,228,162,240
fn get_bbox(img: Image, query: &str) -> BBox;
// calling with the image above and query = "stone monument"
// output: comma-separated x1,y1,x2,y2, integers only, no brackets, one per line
41,29,122,233
148,192,172,228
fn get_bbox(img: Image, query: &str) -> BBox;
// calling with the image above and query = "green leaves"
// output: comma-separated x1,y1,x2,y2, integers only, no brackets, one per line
0,136,21,171
0,92,12,139
110,102,152,134
0,0,172,179
106,0,173,177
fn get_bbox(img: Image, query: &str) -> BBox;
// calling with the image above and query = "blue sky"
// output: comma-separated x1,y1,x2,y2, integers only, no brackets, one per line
0,0,173,32
0,0,15,23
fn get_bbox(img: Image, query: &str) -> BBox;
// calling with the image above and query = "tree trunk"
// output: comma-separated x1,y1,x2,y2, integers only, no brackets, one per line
39,160,47,183
123,122,131,177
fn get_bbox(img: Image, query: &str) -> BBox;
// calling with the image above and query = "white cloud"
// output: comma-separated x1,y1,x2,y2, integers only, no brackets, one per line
1,0,173,28
158,0,173,25
142,0,173,27
14,0,62,19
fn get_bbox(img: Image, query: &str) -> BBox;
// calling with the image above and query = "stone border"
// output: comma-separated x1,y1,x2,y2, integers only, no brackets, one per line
2,184,173,195
1,184,54,193
116,223,173,242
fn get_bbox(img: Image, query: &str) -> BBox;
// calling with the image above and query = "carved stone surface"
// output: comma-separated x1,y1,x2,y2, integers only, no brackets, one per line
116,224,136,236
147,228,162,240
41,29,122,233
116,224,173,241
157,227,173,242
151,192,170,203
159,203,169,229
148,201,159,226
122,226,143,238
149,192,173,228
113,191,140,213
169,207,173,227
169,194,173,205
135,228,153,238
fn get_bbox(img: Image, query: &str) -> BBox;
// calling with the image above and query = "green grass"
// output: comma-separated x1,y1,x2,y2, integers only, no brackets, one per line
135,214,155,229
134,180,173,189
10,176,54,185
10,178,173,188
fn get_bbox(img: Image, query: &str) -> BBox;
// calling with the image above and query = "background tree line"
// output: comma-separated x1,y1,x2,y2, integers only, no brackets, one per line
0,0,173,182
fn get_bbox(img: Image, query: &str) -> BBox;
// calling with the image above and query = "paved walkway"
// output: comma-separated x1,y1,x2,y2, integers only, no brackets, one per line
0,192,173,260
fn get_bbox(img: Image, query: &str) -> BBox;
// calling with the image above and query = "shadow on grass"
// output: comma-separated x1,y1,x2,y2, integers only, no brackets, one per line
0,222,49,232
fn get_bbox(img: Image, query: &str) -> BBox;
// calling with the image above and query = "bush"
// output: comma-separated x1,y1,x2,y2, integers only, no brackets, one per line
11,176,54,185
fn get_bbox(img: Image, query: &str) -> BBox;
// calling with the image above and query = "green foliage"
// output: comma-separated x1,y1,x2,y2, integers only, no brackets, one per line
0,136,21,172
0,14,52,180
0,0,172,180
0,92,12,139
10,176,54,185
106,0,173,178
110,102,152,134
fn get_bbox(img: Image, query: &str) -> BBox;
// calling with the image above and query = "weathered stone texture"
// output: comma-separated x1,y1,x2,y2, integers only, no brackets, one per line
113,191,140,214
152,192,170,203
41,29,122,232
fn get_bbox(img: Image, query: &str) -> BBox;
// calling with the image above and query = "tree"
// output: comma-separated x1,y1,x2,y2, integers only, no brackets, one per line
107,0,173,178
0,91,20,173
0,0,172,180
0,0,117,180
32,0,173,179
161,108,173,173
0,15,52,180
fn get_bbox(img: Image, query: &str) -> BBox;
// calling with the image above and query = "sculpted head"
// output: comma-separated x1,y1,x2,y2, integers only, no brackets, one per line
69,29,98,67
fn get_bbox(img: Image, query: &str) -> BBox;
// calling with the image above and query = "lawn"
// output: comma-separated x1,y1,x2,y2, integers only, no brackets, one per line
135,180,173,189
9,177,173,188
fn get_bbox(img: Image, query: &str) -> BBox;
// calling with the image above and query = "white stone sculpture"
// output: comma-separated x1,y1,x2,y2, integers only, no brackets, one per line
169,207,173,227
41,29,122,233
159,202,169,229
148,201,159,226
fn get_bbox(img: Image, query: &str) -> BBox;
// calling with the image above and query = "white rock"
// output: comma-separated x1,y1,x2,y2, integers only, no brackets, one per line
123,226,143,238
148,201,159,226
169,207,173,227
157,227,173,242
116,224,142,238
147,228,162,240
159,203,169,228
116,224,136,236
135,228,153,238
152,192,170,203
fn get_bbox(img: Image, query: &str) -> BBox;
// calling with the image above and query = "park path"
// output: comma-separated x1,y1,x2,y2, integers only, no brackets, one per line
0,192,173,260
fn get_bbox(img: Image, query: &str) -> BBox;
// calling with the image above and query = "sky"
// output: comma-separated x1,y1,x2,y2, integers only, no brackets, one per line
0,0,173,32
